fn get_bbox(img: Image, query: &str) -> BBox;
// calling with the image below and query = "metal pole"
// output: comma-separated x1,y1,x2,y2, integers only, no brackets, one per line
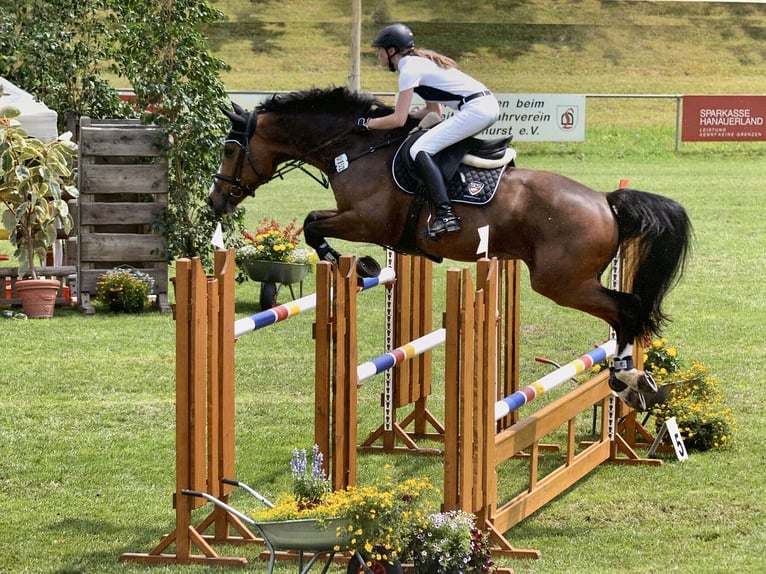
348,0,362,91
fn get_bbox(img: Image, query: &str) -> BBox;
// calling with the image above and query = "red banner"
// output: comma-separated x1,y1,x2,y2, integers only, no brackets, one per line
682,95,766,142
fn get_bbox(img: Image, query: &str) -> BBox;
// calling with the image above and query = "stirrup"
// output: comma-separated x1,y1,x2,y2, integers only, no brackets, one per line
428,214,461,237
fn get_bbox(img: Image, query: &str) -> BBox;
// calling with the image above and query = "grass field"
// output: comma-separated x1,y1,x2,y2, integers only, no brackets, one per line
2,149,764,573
2,2,766,573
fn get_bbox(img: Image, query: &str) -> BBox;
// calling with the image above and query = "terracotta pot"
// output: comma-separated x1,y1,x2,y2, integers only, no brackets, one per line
16,278,61,319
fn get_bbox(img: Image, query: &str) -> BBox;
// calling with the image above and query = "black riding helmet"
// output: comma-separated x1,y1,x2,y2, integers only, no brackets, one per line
372,23,414,72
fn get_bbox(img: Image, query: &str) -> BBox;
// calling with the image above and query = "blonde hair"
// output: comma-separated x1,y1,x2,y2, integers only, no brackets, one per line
411,48,456,69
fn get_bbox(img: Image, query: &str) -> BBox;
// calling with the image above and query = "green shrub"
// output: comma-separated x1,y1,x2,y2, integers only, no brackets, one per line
652,363,737,451
95,268,154,313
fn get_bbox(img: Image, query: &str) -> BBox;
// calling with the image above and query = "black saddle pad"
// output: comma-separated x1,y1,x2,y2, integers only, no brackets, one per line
391,141,506,206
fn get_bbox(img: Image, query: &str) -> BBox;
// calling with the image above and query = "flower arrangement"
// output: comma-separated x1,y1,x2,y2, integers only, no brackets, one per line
290,445,331,509
237,217,315,264
95,267,155,313
405,510,496,574
642,337,681,384
639,337,736,451
251,447,434,562
651,362,737,451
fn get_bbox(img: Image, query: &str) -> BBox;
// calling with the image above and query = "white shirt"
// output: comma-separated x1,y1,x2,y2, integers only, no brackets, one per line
397,55,489,110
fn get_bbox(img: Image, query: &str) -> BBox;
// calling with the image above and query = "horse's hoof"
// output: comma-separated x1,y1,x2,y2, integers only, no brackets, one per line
614,387,648,412
638,371,659,393
613,368,658,394
356,255,381,278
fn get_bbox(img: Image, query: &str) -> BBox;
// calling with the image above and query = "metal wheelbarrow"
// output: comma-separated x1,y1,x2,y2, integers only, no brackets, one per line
183,479,400,574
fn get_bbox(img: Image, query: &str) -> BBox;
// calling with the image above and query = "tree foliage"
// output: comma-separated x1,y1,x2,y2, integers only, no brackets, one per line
0,0,243,268
109,0,243,268
0,0,126,131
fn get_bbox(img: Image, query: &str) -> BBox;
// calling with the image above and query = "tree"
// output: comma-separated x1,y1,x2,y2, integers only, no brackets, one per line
0,0,244,270
0,0,126,132
110,0,243,269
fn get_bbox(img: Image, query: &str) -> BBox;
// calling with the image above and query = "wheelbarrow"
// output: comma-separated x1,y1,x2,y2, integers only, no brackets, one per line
183,479,400,574
241,259,310,310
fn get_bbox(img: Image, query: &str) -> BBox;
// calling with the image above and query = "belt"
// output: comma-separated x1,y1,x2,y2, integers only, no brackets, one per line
459,90,492,109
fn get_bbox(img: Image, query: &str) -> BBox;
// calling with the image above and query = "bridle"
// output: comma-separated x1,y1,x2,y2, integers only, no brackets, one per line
212,109,337,203
212,110,265,199
213,104,405,205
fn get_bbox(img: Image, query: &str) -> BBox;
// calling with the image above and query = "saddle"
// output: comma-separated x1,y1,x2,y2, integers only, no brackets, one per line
392,115,515,205
391,115,516,259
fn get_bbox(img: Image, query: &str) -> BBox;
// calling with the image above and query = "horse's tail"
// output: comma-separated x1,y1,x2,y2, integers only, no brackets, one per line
606,188,692,338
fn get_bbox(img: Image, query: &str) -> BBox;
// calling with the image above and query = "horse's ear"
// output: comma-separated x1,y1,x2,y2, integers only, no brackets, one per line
220,105,238,123
231,101,247,116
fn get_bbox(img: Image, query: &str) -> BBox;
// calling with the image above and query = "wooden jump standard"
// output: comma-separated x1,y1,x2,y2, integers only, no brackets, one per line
441,257,662,560
121,249,255,566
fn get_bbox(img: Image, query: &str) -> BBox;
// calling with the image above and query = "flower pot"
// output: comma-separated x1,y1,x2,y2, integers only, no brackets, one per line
243,259,310,285
15,278,61,319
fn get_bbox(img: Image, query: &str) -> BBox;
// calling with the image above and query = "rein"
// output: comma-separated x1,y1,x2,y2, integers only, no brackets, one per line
215,107,407,198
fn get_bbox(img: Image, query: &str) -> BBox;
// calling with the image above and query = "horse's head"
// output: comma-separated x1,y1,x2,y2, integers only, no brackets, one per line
208,102,276,217
208,88,397,217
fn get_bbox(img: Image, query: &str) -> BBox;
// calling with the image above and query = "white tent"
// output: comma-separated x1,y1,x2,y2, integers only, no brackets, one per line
1,76,58,142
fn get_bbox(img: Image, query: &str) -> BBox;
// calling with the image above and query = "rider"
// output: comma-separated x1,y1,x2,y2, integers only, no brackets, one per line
357,23,500,236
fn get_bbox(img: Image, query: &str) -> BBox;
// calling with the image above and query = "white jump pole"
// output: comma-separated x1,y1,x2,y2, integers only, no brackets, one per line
494,339,617,420
357,328,447,384
234,266,396,337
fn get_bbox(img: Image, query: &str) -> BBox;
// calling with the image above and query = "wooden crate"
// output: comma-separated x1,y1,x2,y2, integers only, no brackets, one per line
75,118,170,314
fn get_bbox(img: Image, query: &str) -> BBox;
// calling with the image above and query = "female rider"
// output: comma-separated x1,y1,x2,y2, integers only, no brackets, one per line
357,23,500,236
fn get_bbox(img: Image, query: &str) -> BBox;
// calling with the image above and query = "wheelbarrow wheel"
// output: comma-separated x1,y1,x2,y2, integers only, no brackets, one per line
347,550,402,574
259,281,278,310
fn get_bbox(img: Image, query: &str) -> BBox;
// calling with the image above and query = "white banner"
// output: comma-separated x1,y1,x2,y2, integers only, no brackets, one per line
412,93,586,142
227,91,587,143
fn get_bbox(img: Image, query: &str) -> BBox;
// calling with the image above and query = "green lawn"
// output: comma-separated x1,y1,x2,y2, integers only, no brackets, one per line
2,1,766,572
2,148,765,573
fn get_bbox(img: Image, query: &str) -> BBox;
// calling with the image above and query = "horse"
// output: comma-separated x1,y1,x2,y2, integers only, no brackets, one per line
208,86,692,410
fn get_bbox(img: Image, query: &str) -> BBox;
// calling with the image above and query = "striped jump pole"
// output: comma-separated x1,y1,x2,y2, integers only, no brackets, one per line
234,266,396,337
357,327,446,385
494,339,617,420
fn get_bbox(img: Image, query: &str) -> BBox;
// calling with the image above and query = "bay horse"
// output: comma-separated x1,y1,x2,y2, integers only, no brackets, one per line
208,86,692,410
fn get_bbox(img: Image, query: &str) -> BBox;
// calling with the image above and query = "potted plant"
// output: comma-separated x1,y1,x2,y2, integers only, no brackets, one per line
236,217,317,309
0,103,79,318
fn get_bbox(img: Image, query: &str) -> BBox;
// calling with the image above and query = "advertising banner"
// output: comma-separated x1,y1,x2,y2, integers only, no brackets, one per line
682,95,766,142
414,93,586,142
228,91,587,143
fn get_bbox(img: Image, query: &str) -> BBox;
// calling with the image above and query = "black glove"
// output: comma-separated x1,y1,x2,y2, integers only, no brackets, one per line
352,117,370,133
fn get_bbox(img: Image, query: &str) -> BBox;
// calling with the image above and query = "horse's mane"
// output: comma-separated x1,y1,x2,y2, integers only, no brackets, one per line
256,86,393,118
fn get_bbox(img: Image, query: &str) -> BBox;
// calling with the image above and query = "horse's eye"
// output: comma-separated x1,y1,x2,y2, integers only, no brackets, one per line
224,147,236,158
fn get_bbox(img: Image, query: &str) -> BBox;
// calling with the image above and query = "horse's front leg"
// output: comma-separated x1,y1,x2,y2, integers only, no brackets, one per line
304,209,343,264
303,210,381,278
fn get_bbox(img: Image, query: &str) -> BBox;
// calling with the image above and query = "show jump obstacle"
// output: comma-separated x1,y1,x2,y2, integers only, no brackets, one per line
119,251,400,565
121,247,661,566
120,250,251,566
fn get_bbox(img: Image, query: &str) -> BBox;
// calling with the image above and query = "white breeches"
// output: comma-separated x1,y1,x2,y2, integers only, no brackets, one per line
409,98,500,160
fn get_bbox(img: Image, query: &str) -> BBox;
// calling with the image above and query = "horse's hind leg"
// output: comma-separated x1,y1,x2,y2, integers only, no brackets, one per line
530,273,657,410
601,289,659,410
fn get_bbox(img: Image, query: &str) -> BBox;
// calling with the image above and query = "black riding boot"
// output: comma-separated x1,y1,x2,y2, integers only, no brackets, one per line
414,151,460,235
